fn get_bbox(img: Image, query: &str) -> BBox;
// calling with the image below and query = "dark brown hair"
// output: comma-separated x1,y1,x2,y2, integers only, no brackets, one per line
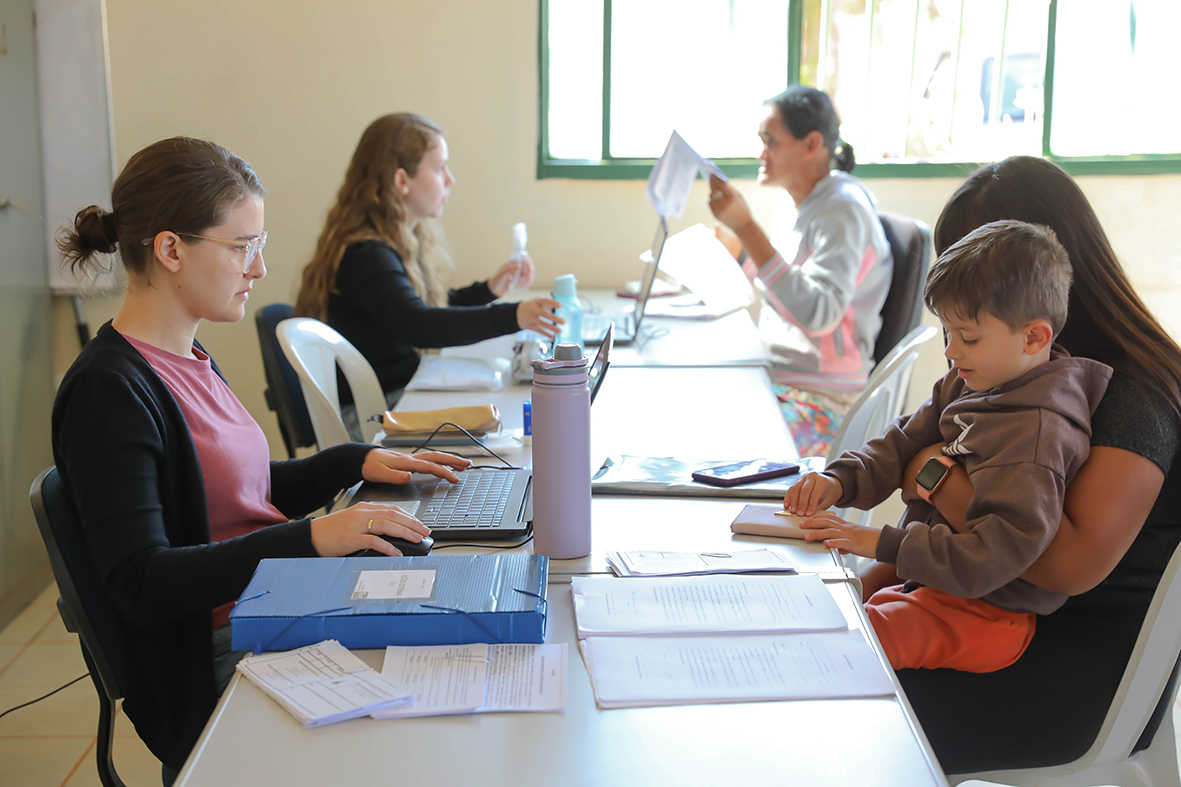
925,219,1072,336
57,137,265,280
294,113,453,321
935,155,1181,414
766,85,855,173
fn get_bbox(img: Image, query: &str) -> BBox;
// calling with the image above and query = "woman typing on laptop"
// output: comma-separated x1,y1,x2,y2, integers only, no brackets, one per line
295,113,564,417
52,137,469,782
707,87,893,457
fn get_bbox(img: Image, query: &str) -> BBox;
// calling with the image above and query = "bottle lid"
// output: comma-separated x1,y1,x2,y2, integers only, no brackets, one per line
553,274,578,298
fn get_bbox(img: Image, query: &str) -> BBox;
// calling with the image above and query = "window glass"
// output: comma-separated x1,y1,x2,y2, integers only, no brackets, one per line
1051,0,1181,156
607,0,789,158
816,0,1047,163
547,0,605,160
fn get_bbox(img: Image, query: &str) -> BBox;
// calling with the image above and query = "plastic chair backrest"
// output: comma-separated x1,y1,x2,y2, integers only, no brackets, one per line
827,325,939,528
31,467,130,699
276,317,389,448
875,212,932,366
31,466,131,787
255,304,316,457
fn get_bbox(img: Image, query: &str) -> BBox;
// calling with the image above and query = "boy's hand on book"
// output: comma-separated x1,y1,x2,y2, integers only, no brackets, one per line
799,511,881,559
784,472,843,516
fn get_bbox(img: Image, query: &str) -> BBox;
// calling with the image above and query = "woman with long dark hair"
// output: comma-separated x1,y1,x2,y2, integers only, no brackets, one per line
708,86,894,456
857,155,1181,772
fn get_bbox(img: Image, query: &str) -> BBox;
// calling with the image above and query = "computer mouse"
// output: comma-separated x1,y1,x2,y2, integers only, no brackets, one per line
378,534,434,556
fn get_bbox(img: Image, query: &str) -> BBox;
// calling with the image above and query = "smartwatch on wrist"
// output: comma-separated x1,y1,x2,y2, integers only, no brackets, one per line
916,455,957,503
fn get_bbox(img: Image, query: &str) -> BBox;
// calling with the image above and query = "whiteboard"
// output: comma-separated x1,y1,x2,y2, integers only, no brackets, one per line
35,0,118,293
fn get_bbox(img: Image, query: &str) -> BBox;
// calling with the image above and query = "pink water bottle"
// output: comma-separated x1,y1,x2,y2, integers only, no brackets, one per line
530,343,592,559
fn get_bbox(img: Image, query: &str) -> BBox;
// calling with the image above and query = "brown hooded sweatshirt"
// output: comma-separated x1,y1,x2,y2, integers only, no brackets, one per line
823,346,1112,614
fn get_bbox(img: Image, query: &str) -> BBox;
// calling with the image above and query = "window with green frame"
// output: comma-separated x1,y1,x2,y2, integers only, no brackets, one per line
539,0,1181,179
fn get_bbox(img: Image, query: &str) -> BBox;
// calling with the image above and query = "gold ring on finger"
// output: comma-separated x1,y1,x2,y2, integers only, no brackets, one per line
367,519,373,534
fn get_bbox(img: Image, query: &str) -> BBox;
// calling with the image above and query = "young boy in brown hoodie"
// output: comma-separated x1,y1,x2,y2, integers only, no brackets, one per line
787,219,1112,672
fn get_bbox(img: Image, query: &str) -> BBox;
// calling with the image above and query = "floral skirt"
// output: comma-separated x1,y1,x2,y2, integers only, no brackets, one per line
773,384,850,458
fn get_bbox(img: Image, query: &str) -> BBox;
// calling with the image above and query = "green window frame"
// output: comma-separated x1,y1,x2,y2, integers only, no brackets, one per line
538,0,1181,179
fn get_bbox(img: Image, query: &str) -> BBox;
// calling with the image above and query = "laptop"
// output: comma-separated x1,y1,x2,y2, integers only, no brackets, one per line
359,327,614,540
583,217,669,346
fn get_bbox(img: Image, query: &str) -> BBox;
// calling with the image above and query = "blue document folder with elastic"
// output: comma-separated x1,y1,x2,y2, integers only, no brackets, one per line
229,554,548,652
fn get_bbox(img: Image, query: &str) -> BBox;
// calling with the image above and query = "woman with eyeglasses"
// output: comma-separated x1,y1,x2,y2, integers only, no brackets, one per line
707,86,894,457
52,136,469,783
295,113,563,423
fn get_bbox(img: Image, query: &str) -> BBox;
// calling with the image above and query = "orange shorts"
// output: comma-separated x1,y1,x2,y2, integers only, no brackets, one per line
864,584,1036,673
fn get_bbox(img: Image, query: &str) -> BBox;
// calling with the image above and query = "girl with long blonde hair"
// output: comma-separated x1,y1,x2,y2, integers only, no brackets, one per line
295,113,560,401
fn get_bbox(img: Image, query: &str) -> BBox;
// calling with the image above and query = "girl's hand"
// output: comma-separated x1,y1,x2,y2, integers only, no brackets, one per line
784,472,843,516
361,448,469,486
517,297,564,338
310,501,431,557
799,511,881,559
489,254,536,296
707,174,755,234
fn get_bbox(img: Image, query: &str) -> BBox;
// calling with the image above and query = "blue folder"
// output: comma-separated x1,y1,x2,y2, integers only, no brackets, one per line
229,554,548,652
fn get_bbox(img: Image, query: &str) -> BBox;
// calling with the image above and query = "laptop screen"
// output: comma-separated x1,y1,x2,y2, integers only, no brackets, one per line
588,323,613,404
631,216,670,331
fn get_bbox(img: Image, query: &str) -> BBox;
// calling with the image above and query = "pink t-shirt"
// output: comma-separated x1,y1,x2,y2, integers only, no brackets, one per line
123,334,287,627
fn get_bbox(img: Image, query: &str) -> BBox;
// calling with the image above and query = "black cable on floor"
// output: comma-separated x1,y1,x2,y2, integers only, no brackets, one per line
0,673,90,720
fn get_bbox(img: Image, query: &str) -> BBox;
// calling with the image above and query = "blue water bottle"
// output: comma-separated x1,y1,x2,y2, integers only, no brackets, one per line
552,274,585,352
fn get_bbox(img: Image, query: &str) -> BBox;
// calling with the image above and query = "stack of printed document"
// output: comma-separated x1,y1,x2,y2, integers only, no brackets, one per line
571,575,894,708
605,549,798,578
235,639,412,727
371,642,568,718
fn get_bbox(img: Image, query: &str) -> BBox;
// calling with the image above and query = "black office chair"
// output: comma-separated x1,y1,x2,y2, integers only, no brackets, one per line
255,303,317,457
874,212,932,366
30,467,131,787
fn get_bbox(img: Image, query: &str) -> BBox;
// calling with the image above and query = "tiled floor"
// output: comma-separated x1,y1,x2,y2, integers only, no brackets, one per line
0,583,162,787
4,581,1181,787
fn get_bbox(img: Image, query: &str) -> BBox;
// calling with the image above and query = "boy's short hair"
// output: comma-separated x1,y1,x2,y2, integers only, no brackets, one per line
923,219,1072,335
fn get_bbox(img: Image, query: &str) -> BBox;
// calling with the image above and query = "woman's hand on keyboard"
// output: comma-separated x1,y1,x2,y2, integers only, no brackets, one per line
362,448,470,486
310,501,431,557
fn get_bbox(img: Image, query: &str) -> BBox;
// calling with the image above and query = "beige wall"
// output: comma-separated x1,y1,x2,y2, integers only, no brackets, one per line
54,0,1181,458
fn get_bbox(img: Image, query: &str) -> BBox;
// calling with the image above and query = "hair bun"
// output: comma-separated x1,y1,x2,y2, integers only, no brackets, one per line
74,205,119,254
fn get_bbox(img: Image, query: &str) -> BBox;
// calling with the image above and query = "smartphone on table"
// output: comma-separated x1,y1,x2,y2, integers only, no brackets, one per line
691,460,801,488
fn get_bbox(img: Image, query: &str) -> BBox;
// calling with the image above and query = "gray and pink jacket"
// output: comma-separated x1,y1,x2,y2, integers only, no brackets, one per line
823,348,1112,615
744,171,893,394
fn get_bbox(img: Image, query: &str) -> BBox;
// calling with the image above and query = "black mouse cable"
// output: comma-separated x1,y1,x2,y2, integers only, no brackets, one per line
396,421,518,468
431,532,534,551
0,672,90,720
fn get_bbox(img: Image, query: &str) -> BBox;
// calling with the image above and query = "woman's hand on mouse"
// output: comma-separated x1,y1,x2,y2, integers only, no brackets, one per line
517,297,564,339
310,501,430,557
361,448,469,486
489,254,536,296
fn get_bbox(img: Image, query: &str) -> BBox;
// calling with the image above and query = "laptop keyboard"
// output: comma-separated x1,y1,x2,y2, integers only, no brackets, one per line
583,311,634,340
422,472,513,528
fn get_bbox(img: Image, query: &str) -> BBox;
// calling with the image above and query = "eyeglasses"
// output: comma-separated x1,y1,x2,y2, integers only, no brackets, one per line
141,230,268,274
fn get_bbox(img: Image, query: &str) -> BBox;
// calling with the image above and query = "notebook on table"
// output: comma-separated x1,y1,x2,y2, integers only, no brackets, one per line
583,217,669,346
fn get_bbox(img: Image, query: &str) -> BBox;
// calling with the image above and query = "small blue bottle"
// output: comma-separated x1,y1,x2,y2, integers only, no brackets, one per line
552,274,585,352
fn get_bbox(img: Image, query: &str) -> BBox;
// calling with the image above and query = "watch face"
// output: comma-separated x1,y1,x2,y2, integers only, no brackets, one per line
916,459,949,490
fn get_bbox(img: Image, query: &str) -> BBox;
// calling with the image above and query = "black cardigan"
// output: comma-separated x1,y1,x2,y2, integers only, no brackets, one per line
327,239,520,394
51,322,373,769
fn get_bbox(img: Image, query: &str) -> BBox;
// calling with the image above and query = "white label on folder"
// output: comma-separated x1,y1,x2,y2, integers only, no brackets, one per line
352,570,437,600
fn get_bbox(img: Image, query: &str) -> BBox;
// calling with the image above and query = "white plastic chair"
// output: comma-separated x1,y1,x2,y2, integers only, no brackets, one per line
827,324,939,528
951,540,1181,787
276,317,389,448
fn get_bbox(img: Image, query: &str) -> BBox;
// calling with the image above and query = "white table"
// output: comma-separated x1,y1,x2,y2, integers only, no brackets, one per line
176,333,948,786
443,289,773,369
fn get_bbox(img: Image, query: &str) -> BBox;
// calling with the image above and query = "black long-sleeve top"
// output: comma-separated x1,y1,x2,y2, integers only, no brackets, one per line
327,239,519,394
51,322,373,769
